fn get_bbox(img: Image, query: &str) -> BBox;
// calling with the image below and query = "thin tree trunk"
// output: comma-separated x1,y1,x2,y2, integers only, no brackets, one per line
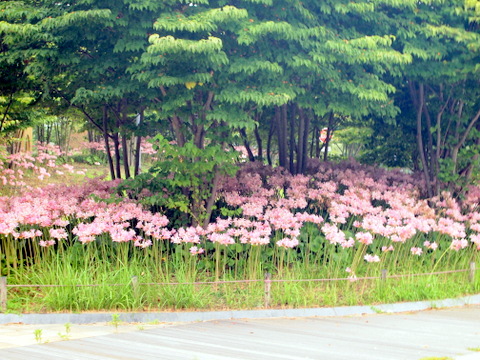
288,104,295,173
451,106,480,175
240,128,255,162
112,133,122,179
134,111,143,177
103,106,116,180
323,112,334,161
310,125,317,159
267,116,274,166
203,166,221,229
435,90,451,195
276,106,288,168
416,83,433,198
160,85,185,147
296,105,305,174
193,124,205,149
462,136,480,181
121,134,131,179
315,126,322,158
254,121,263,161
422,100,435,182
0,94,14,134
299,107,309,174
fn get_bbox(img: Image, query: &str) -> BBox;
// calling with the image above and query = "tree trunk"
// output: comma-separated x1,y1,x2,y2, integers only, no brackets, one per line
422,100,435,184
267,117,274,166
323,112,333,161
416,83,434,198
462,136,480,181
288,104,295,173
112,133,122,179
310,125,317,158
193,124,205,149
296,105,305,174
434,89,451,196
297,106,310,174
171,114,186,146
0,94,14,134
203,166,221,229
103,106,116,180
121,134,131,179
134,111,143,177
240,128,255,162
276,106,288,168
254,120,263,161
451,106,480,176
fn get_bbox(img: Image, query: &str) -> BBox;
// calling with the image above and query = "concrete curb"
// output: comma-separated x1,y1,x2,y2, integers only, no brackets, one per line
2,293,480,325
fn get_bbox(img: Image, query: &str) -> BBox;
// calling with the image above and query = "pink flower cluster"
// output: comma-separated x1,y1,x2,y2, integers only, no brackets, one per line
217,160,480,262
2,158,480,265
0,142,82,188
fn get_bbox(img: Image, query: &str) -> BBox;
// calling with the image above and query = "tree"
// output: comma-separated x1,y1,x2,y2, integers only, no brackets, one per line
383,0,480,197
0,0,168,179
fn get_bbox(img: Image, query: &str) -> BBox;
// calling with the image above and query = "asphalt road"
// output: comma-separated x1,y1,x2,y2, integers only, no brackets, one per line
1,305,480,360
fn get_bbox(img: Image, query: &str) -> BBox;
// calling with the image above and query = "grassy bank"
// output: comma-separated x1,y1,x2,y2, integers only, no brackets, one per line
4,238,479,313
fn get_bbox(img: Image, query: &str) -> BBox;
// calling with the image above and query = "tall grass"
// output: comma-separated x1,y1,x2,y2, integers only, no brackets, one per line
4,232,479,313
2,157,480,313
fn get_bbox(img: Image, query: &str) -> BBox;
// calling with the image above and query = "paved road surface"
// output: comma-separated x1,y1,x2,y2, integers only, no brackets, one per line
1,305,480,360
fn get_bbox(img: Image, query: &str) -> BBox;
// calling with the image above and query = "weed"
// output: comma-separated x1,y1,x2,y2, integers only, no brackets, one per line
370,306,385,314
33,329,43,343
110,313,121,331
57,322,72,340
57,332,71,340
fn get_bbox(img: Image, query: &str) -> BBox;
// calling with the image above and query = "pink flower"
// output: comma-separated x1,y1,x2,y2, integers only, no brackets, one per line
189,246,205,255
207,232,235,245
18,229,42,239
423,241,438,251
410,247,423,256
345,268,358,282
134,237,152,248
49,228,68,239
470,234,480,249
348,274,358,282
341,238,355,248
39,240,55,247
321,223,346,245
276,237,299,248
53,219,70,227
381,245,394,252
451,239,468,251
170,227,201,244
355,232,373,245
364,254,380,263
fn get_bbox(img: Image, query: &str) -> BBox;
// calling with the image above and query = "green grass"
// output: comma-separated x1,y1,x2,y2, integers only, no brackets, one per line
4,246,479,313
2,219,479,313
467,347,480,352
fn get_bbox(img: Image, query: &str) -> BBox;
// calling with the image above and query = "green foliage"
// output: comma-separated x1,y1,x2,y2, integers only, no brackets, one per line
360,126,416,168
119,135,239,226
331,127,373,159
2,0,480,194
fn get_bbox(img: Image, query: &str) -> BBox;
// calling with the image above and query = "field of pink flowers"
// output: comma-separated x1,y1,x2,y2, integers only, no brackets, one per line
1,146,479,311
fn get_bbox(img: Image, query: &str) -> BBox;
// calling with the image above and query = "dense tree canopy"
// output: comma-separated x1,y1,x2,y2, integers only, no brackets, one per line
1,0,480,196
